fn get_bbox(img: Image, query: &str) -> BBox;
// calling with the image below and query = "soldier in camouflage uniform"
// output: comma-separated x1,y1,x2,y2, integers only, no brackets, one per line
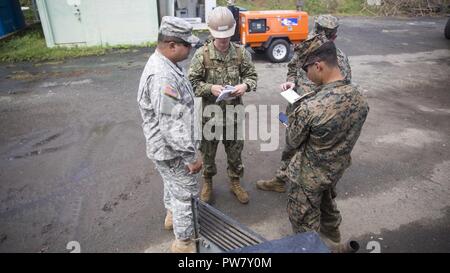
285,35,369,248
188,7,257,204
286,14,352,93
137,16,202,253
256,15,352,193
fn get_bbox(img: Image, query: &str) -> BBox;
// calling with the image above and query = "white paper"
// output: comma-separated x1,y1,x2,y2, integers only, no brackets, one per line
280,88,301,104
216,85,236,102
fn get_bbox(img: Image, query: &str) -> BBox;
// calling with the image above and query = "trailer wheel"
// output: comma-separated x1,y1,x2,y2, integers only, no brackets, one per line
266,39,290,63
445,18,450,39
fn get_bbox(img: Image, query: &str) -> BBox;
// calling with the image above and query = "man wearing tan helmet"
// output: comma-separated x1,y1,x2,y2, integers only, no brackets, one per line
188,6,257,205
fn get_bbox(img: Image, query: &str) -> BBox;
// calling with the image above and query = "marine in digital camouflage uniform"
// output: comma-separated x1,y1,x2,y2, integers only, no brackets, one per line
285,35,369,247
287,15,352,96
188,7,257,204
256,15,352,193
137,16,202,253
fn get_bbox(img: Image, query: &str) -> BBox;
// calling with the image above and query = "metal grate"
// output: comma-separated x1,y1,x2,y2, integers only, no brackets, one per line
193,198,267,252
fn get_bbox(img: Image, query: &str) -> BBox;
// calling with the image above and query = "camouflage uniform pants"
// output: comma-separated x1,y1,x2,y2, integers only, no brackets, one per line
275,130,297,183
275,104,297,183
154,157,199,240
200,122,244,180
287,181,342,243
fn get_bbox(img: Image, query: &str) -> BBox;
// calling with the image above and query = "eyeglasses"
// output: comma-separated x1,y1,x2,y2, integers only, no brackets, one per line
302,59,322,73
302,62,313,73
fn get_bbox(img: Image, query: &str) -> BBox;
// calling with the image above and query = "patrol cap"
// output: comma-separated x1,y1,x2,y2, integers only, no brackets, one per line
295,34,330,68
207,7,236,38
315,14,339,30
159,16,199,45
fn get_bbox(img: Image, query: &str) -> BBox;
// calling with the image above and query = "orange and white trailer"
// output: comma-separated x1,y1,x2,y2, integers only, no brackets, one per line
239,10,309,62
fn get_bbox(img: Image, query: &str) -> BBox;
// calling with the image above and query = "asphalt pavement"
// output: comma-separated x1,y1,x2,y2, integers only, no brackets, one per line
0,16,449,253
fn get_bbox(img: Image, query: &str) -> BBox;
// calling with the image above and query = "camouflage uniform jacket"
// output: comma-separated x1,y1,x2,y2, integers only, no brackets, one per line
286,80,369,191
287,47,352,96
137,50,198,163
188,41,257,108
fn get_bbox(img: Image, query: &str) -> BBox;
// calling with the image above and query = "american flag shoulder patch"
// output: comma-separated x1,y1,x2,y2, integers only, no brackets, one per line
162,85,180,100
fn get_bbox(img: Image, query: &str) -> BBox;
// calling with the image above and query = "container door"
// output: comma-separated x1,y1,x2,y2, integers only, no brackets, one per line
44,0,85,45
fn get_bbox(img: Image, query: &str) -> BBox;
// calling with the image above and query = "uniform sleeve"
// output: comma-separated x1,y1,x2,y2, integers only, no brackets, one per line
337,49,352,83
287,103,311,149
149,76,198,164
296,71,317,96
188,48,214,99
286,50,317,96
240,48,258,92
286,51,299,83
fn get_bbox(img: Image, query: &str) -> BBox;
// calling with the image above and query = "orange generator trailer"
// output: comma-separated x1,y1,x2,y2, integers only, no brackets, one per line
238,10,309,63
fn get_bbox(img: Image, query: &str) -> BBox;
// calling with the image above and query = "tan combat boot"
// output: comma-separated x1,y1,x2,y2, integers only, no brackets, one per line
256,177,286,193
230,179,249,204
200,178,213,203
171,238,196,253
164,210,173,230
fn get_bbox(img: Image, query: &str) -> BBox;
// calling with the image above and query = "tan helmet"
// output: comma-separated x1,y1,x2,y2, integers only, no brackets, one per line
207,6,236,38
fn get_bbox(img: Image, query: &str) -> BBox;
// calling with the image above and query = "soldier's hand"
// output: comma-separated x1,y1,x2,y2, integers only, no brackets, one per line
211,85,224,97
280,82,295,91
187,158,203,174
231,84,247,97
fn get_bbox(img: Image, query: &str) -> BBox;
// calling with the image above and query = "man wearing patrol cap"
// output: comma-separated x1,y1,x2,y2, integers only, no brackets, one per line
188,7,257,205
137,16,202,253
256,14,352,193
287,19,353,88
284,34,369,250
288,14,352,90
314,14,339,39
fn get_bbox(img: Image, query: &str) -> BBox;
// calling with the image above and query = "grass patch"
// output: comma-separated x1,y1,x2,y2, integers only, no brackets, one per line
0,24,156,63
304,0,329,14
336,0,377,16
217,0,370,15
